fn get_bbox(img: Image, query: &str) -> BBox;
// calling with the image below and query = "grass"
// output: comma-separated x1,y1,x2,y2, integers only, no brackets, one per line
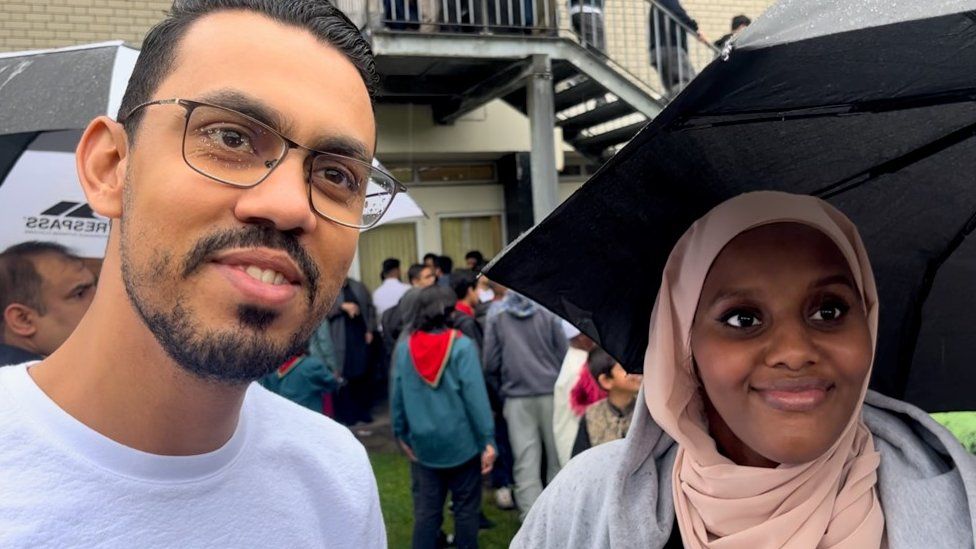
369,450,522,548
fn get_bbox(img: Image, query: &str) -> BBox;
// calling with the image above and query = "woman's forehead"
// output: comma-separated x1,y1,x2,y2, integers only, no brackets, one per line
702,223,857,297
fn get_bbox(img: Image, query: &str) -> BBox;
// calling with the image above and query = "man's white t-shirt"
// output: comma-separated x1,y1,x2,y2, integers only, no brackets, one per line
371,278,411,318
0,363,386,548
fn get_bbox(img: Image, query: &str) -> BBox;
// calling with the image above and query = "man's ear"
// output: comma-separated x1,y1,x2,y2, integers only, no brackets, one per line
597,372,614,392
76,116,129,219
3,303,37,338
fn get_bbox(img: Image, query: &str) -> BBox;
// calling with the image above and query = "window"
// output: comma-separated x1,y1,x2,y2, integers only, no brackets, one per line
440,215,504,266
358,223,418,293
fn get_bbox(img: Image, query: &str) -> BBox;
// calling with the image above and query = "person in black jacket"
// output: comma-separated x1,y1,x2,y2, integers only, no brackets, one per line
648,0,707,95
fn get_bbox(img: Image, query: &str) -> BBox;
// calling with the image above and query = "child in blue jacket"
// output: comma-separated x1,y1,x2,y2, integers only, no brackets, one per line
392,285,496,549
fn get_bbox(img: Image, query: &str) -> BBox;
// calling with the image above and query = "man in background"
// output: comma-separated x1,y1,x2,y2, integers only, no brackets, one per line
464,250,485,272
648,0,707,95
328,277,377,427
434,255,454,288
484,291,568,520
450,269,483,351
0,242,95,366
372,257,410,317
714,14,751,49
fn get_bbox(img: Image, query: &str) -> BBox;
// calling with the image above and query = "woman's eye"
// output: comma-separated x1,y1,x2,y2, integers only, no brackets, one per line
811,304,847,322
722,312,762,329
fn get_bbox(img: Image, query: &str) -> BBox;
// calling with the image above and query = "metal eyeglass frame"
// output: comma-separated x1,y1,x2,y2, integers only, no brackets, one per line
118,98,406,229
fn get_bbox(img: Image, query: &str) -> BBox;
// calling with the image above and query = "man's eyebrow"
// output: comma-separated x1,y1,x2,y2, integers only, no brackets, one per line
196,89,293,135
65,280,96,297
308,136,372,164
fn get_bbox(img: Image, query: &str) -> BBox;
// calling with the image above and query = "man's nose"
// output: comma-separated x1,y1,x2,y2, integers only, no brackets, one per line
232,152,318,234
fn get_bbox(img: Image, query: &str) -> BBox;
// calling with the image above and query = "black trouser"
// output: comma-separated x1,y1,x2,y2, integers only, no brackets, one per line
411,455,482,549
334,375,374,425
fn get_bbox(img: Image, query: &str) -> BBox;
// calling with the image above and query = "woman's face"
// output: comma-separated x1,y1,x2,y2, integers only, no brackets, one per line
691,223,872,467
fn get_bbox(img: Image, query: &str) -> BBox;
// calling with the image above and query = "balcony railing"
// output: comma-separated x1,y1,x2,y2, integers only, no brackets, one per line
338,0,719,99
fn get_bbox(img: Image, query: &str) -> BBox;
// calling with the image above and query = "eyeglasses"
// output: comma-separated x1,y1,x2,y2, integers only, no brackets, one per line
119,98,406,229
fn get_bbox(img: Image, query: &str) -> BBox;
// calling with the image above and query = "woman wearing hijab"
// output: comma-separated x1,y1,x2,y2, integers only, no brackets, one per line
513,191,976,548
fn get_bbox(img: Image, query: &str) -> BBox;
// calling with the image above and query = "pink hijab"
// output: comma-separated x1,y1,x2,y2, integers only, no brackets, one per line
644,191,885,548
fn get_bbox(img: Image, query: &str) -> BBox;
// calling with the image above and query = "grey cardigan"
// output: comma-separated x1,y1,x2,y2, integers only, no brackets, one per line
513,390,976,548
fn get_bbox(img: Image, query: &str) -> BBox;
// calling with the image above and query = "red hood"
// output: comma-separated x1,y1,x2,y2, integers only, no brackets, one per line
409,330,461,388
569,363,607,416
455,300,475,317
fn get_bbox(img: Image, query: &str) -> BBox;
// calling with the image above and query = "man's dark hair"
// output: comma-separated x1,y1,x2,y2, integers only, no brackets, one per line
407,263,427,283
413,286,456,333
450,269,477,301
423,253,438,263
586,347,616,385
464,250,484,265
118,0,378,141
434,255,453,275
381,257,400,280
0,242,79,330
731,14,751,30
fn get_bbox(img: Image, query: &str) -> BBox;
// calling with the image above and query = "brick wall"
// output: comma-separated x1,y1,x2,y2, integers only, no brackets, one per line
0,1,169,52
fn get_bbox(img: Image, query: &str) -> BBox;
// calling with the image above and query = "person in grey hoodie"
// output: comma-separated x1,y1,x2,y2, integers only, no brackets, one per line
483,291,568,521
513,192,976,548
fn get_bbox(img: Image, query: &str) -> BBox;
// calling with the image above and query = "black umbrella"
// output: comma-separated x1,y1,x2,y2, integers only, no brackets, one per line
0,41,139,184
484,0,976,412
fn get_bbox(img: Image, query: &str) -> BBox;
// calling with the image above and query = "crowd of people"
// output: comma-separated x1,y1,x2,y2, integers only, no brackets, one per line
0,237,641,547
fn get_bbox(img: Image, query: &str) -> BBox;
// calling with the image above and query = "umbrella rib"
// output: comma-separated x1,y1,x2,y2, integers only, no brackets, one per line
891,207,976,401
812,119,976,199
672,88,976,130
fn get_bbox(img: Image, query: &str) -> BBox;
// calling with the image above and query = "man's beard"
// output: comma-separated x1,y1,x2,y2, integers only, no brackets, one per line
120,217,327,384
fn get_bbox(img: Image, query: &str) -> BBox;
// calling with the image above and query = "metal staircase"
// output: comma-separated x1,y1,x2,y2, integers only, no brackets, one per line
337,0,719,161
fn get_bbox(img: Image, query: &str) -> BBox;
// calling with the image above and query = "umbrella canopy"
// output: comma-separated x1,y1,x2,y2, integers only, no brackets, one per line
0,42,137,257
484,0,976,411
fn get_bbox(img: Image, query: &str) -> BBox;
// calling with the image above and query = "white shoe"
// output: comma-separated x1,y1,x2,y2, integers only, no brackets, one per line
494,486,515,510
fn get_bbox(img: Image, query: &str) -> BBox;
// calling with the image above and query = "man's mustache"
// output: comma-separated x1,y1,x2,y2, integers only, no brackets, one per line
181,226,321,306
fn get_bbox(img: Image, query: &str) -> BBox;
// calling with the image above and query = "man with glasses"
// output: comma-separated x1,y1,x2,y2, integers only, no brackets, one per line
0,1,399,546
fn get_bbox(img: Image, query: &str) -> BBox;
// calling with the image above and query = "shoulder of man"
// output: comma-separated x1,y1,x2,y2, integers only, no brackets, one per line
247,383,367,462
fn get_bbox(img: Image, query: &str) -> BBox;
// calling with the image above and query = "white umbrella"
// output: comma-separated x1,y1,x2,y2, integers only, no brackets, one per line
367,158,426,229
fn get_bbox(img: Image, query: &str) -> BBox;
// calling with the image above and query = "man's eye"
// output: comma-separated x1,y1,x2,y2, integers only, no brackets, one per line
205,128,253,152
722,312,762,328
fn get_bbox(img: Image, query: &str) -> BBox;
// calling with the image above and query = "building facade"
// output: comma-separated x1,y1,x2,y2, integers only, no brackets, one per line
0,0,774,290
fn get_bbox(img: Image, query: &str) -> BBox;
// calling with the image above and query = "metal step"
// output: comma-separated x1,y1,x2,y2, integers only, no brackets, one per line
551,60,578,84
558,100,634,139
573,121,646,154
554,78,605,112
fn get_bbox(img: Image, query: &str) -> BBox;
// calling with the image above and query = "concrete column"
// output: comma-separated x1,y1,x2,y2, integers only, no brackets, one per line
526,54,558,225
